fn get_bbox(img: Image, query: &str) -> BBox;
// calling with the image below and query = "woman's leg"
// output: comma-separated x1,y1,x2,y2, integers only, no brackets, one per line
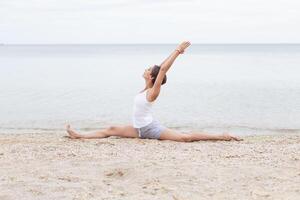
188,131,241,141
66,124,139,139
159,128,242,142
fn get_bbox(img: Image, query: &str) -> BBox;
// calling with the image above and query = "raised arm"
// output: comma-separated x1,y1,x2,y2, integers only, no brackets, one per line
160,41,191,72
148,41,191,101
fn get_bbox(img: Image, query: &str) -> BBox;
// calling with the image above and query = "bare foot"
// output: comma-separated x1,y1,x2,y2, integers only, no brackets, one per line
223,133,243,141
231,134,243,141
222,133,232,141
66,124,82,139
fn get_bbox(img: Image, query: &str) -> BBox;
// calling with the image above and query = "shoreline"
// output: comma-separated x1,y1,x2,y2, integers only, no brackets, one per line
0,133,299,199
0,127,299,136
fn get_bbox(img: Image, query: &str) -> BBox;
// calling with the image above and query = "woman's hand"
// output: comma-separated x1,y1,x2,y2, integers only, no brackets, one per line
158,40,191,74
176,41,191,54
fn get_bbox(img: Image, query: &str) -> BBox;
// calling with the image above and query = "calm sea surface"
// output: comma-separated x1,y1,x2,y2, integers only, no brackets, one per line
0,44,300,135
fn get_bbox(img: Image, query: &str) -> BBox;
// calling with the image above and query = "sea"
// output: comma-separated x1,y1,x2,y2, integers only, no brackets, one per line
0,44,300,135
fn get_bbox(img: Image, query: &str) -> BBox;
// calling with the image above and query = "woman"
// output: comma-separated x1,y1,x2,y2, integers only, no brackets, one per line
66,41,242,142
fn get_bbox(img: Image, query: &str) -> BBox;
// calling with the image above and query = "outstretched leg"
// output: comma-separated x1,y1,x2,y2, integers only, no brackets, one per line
188,132,242,141
66,124,139,139
159,128,242,142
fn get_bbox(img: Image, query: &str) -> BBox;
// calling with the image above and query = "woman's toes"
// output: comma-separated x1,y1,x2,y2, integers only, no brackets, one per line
222,133,232,141
232,136,243,141
66,124,71,130
65,125,79,139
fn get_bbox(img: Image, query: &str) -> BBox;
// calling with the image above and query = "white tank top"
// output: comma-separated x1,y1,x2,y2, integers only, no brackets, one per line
132,89,154,128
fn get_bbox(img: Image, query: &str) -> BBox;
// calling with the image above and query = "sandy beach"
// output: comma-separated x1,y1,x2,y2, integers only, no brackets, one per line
0,133,299,200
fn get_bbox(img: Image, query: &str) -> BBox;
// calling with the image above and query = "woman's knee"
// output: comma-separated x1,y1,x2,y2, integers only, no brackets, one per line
108,126,117,131
178,134,192,142
106,126,121,136
107,125,138,138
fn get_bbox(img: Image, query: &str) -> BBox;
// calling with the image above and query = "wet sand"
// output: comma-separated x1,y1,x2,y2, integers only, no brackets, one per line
0,133,299,200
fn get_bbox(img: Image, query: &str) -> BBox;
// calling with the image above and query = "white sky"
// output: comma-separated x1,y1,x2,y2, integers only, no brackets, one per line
1,0,300,44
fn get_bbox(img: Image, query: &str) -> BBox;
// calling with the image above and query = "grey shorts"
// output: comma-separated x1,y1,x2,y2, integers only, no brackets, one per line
136,119,166,139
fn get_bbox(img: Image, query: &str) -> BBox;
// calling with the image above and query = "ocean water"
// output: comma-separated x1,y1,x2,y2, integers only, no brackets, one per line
0,44,300,135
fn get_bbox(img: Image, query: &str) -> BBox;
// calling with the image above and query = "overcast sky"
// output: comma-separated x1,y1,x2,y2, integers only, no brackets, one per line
1,0,300,44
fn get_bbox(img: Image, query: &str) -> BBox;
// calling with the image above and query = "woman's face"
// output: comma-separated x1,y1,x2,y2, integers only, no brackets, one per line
143,66,153,81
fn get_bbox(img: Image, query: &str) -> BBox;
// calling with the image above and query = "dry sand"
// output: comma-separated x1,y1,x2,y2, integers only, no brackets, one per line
0,133,299,200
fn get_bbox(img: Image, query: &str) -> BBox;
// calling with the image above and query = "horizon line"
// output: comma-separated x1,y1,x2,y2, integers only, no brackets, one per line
1,42,300,45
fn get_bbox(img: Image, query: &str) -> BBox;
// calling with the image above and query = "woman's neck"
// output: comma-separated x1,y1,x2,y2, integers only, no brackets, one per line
140,81,153,93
